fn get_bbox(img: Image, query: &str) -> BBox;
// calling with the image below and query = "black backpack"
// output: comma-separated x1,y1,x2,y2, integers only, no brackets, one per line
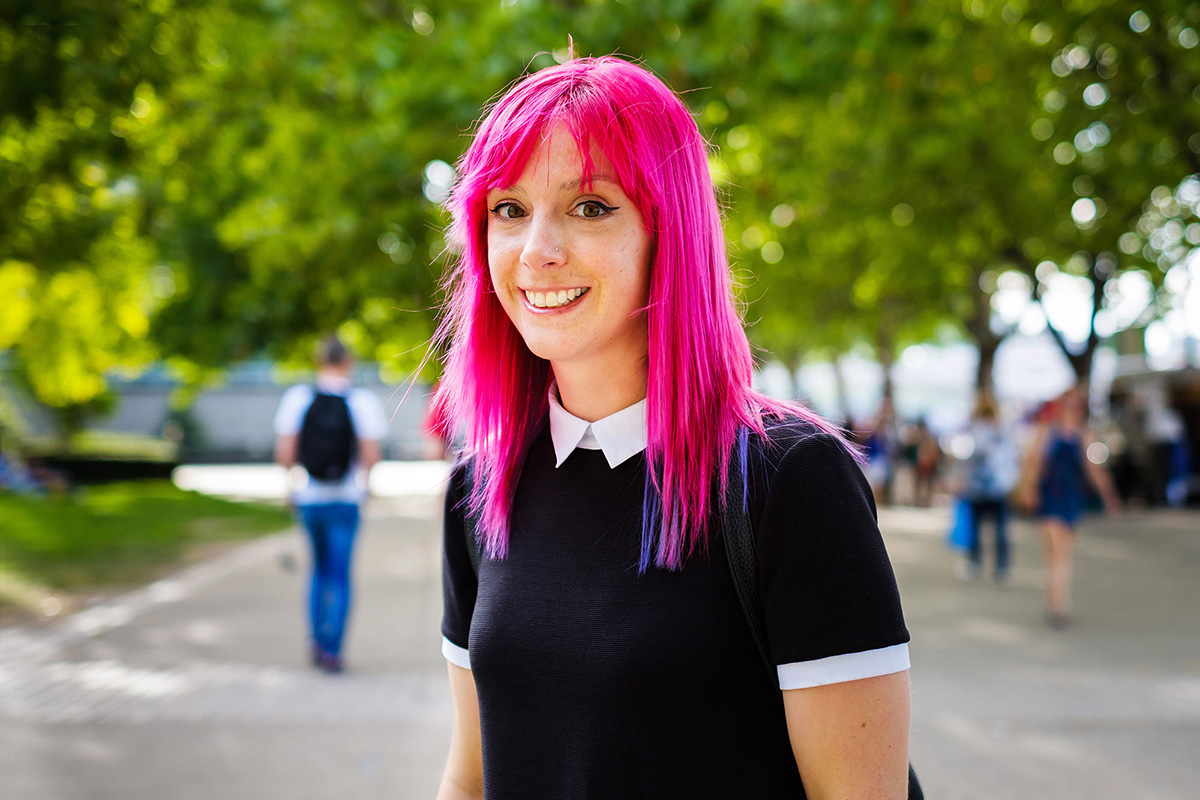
297,390,357,482
459,432,924,798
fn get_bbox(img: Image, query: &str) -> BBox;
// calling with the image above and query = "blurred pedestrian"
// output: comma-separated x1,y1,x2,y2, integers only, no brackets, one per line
0,448,68,495
1020,386,1120,628
0,448,45,494
864,397,898,506
433,56,915,799
1146,393,1189,507
960,393,1019,582
273,335,387,672
911,418,941,508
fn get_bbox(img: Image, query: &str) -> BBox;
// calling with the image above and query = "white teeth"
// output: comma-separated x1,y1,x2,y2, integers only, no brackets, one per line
524,287,588,308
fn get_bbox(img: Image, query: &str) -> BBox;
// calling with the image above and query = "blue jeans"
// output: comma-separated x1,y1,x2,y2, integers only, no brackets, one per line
299,503,360,657
968,498,1009,577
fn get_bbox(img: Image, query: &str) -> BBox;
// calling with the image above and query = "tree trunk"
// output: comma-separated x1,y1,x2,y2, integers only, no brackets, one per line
977,338,1000,393
53,405,84,453
1037,251,1104,393
874,335,895,405
967,263,1004,393
832,353,850,425
1040,315,1097,392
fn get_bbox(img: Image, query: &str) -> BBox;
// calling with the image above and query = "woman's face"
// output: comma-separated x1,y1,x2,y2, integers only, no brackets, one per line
485,125,652,377
1061,388,1087,424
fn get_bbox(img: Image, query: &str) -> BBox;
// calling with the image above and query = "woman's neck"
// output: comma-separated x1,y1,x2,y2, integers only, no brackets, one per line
553,359,648,423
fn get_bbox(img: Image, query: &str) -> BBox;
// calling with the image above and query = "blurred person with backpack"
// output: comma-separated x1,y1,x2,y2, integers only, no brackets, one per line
960,393,1020,583
273,335,387,672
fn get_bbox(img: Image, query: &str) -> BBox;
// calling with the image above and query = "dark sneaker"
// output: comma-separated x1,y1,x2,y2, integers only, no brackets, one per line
317,652,344,674
1046,611,1070,630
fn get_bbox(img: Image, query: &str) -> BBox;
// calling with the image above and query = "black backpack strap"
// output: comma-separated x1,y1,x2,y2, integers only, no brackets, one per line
721,426,923,800
720,431,777,693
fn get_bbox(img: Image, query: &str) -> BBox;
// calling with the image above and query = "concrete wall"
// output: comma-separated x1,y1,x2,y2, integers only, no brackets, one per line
187,383,433,461
118,384,432,462
3,366,436,462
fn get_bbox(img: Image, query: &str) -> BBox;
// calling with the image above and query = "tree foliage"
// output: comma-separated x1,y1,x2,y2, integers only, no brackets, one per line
1,0,163,427
3,0,1199,431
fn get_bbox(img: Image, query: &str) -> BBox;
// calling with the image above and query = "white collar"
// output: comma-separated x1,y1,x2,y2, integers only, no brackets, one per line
547,385,647,469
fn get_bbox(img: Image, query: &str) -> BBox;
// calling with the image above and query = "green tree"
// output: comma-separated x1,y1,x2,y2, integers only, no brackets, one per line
1012,2,1200,382
742,1,1200,392
0,0,170,438
7,0,1197,426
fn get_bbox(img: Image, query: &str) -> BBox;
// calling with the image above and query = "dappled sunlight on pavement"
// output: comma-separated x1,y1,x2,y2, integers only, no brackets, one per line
2,484,1197,799
0,478,450,800
892,506,1200,799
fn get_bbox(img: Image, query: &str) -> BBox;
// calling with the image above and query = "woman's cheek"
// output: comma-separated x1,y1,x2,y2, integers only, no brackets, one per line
488,239,520,280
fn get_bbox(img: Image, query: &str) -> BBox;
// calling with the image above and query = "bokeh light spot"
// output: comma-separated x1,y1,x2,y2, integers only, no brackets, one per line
1030,22,1053,46
1083,83,1109,107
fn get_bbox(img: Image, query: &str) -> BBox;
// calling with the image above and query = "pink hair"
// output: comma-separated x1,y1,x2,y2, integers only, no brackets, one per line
434,56,849,570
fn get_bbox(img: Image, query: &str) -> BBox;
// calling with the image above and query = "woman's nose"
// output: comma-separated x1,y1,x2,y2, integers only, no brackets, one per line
520,214,565,269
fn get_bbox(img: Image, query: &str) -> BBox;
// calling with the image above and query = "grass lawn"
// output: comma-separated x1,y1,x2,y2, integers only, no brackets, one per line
0,481,293,620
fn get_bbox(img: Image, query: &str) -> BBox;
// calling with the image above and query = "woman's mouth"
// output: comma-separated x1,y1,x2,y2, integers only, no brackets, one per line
523,287,590,309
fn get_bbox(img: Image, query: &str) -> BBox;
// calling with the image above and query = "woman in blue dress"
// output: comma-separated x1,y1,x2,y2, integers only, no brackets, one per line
1021,387,1120,628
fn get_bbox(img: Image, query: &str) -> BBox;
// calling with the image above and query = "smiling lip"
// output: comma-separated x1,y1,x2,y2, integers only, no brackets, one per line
522,287,590,310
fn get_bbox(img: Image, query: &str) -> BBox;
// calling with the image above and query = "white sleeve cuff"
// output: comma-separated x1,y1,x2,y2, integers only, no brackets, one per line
442,636,471,670
777,643,909,690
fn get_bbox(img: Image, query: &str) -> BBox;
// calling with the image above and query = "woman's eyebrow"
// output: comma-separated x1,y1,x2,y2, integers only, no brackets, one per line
489,175,619,194
558,175,618,191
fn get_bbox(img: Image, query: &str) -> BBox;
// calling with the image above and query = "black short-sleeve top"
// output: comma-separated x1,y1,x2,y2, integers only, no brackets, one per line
441,416,910,800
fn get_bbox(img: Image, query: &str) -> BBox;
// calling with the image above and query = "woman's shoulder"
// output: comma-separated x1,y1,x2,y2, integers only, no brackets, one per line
750,413,862,490
756,413,853,460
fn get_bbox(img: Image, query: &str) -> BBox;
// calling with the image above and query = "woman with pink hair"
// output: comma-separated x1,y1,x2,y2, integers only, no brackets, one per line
434,56,912,799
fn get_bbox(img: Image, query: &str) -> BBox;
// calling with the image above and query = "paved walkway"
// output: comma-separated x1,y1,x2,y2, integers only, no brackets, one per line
2,465,1198,799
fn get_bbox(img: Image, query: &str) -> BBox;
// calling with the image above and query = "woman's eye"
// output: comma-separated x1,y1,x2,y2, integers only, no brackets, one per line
490,202,525,220
576,200,617,219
